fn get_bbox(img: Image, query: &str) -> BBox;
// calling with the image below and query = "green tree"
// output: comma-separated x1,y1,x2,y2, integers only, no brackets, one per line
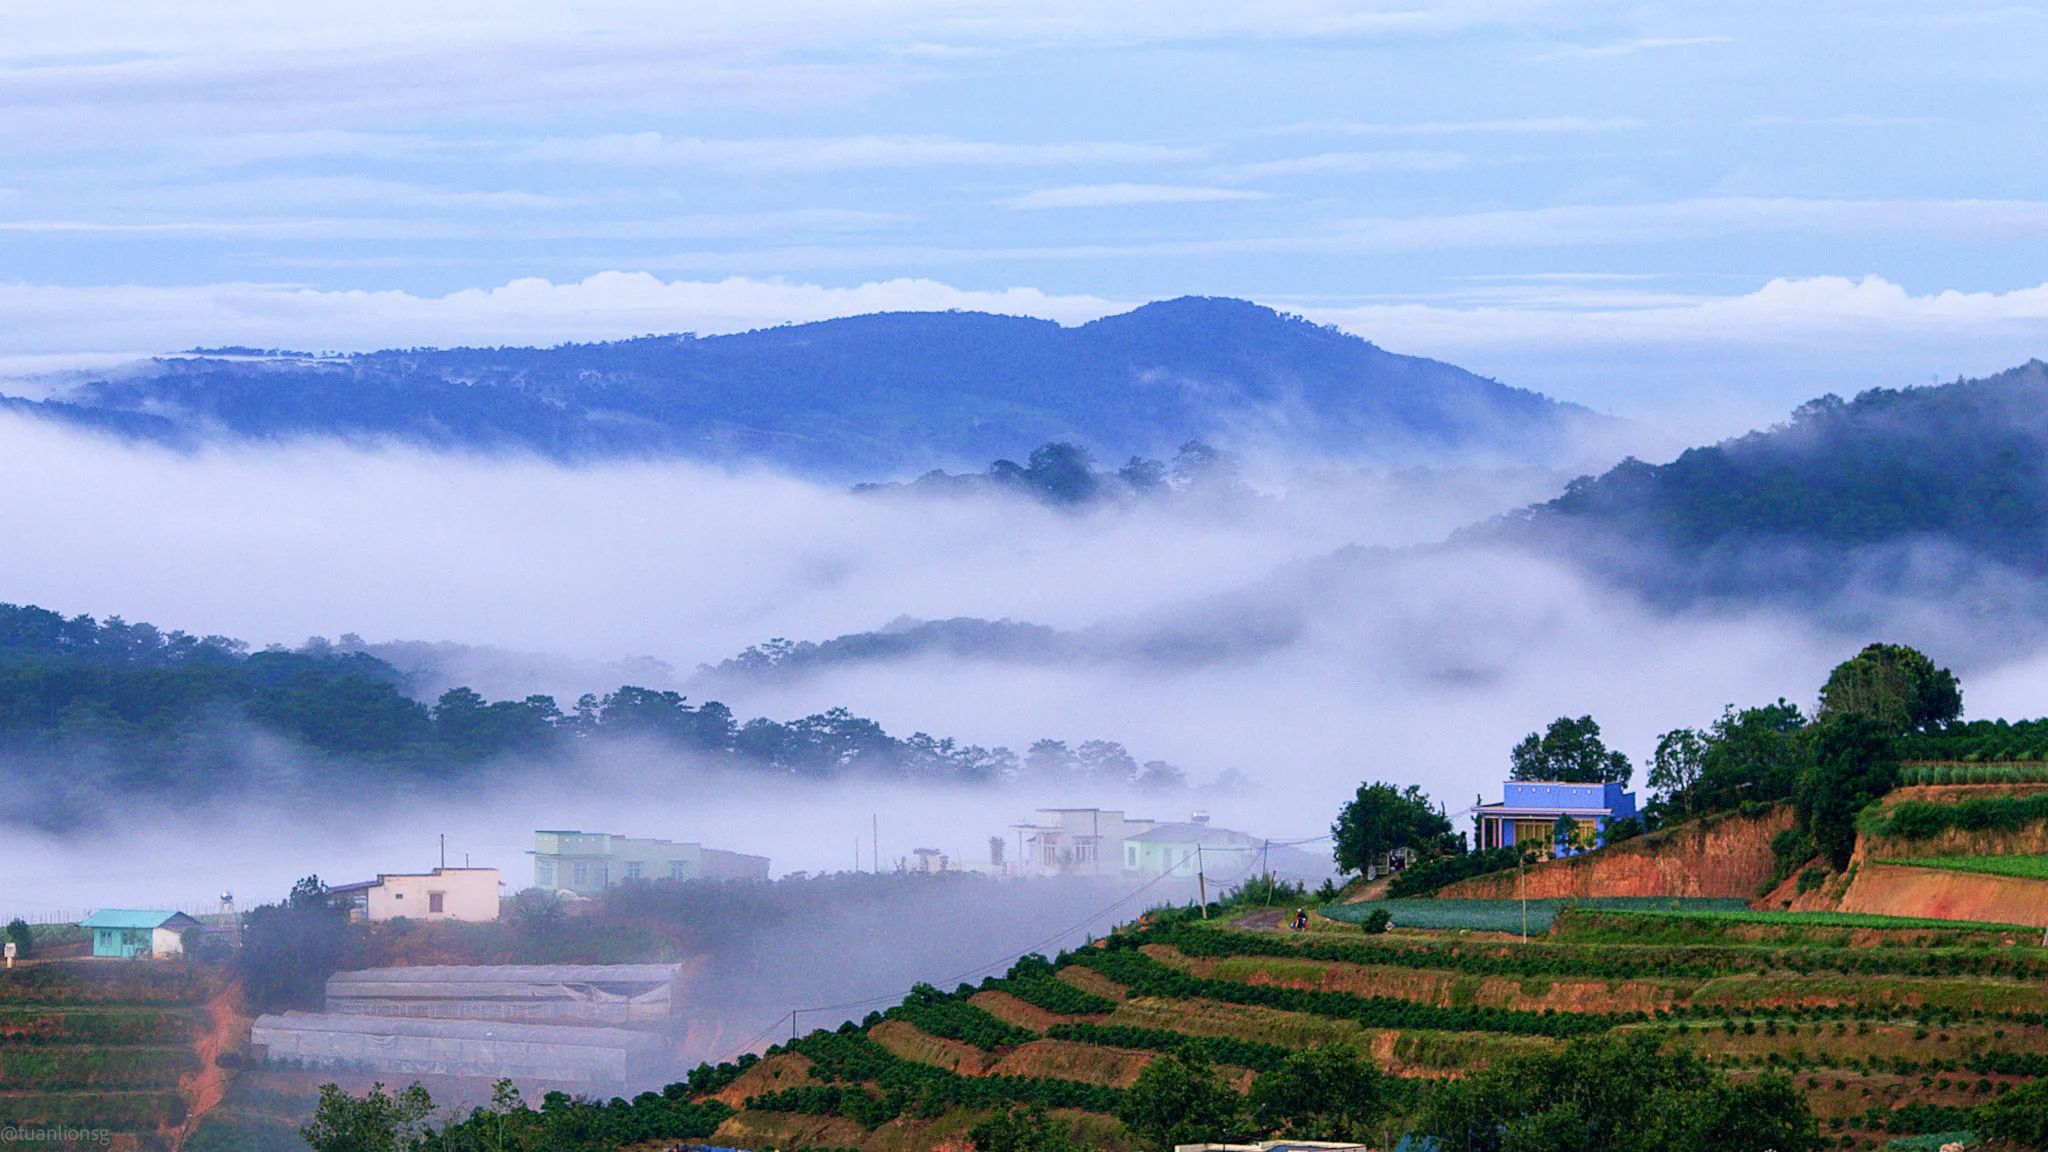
1116,1051,1243,1151
1795,713,1899,870
1510,716,1632,784
970,1104,1082,1152
4,918,30,959
1816,643,1961,735
300,1081,434,1152
1332,783,1453,875
239,875,351,1011
1691,700,1812,812
1647,728,1707,815
1246,1045,1392,1141
1978,1077,2048,1149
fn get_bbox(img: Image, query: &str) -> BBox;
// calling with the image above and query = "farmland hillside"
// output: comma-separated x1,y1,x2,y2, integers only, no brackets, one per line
1434,805,1792,900
305,903,2048,1152
0,959,221,1149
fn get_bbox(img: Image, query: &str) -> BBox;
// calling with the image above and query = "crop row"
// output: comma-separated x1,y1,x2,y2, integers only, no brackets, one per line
1042,1023,1292,1072
0,1009,198,1046
0,1090,187,1129
741,1029,1122,1128
1066,945,1622,1038
1864,790,2048,841
1899,763,2048,784
0,1045,199,1089
0,965,210,1007
981,974,1116,1016
1884,855,2048,881
1153,921,2048,982
883,985,1038,1049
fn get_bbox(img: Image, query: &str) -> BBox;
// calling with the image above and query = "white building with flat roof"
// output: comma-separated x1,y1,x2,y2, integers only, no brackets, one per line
331,868,501,923
1009,808,1157,876
530,831,770,894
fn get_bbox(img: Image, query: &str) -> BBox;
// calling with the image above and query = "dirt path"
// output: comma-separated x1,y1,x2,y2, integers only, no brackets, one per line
170,978,245,1151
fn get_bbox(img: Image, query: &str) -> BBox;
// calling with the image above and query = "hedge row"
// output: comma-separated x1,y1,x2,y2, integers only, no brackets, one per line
0,1090,186,1129
0,1045,200,1090
742,1029,1121,1128
1068,946,1622,1038
883,986,1038,1049
1152,921,2048,983
1864,791,2048,841
1043,1023,1293,1072
423,1089,732,1152
983,974,1117,1016
0,1009,199,1046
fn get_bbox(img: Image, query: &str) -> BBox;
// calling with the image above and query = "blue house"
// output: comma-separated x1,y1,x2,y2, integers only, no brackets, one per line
1472,781,1637,857
79,910,201,959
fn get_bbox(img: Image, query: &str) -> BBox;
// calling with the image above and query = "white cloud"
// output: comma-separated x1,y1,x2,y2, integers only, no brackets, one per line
1002,183,1271,209
0,272,1127,355
1220,151,1467,178
528,132,1204,173
1542,35,1735,59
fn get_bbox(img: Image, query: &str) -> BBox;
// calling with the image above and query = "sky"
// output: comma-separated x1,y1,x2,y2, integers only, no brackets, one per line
7,1,2048,439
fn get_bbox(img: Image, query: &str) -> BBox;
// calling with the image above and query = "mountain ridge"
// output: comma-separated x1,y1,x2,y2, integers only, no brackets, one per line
1,297,1649,477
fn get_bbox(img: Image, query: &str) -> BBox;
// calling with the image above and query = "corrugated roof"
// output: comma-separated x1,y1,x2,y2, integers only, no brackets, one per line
328,964,683,985
79,910,198,929
249,1011,666,1049
1126,823,1258,846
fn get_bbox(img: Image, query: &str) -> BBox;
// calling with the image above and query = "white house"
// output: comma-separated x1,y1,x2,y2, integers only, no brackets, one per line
1009,808,1157,876
330,867,500,923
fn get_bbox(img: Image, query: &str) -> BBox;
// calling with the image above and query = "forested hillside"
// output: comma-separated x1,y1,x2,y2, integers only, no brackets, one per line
3,298,1637,476
0,603,1188,827
1494,360,2048,605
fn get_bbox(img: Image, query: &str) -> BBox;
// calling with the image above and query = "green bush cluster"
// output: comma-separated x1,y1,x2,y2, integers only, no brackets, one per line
1864,790,2048,841
1386,845,1536,898
1895,717,2048,764
1901,762,2048,784
979,958,1117,1015
0,1045,199,1090
1044,1023,1294,1072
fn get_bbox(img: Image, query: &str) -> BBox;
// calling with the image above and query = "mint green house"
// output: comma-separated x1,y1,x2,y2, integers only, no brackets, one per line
80,910,201,958
1122,822,1260,877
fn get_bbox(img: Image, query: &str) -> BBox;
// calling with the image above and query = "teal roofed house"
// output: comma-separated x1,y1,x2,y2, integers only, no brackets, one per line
79,910,201,958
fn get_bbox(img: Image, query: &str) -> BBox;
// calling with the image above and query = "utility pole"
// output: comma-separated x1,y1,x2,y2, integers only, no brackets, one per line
1519,849,1528,944
1197,844,1208,917
439,834,446,870
1262,840,1271,903
873,815,879,873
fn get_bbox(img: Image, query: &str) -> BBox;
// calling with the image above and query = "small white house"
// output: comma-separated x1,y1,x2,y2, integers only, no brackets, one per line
330,868,500,923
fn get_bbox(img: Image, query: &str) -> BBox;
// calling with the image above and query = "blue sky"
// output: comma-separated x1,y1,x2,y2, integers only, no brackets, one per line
7,1,2048,438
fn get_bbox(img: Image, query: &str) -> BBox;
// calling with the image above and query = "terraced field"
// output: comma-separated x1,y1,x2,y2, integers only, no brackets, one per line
619,907,2048,1152
0,961,217,1148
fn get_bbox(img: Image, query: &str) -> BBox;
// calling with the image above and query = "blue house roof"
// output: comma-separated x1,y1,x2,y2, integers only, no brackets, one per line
80,910,196,930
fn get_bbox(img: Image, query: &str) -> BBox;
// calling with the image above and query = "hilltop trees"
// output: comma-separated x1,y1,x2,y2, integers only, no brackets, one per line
1511,716,1632,784
1333,783,1454,875
1817,643,1961,734
1796,713,1900,870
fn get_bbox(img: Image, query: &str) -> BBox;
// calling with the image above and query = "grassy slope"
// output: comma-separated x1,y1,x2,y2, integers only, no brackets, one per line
1885,855,2048,880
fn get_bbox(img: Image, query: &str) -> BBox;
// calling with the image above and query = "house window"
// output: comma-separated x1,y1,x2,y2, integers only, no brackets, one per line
669,861,688,881
625,861,643,880
536,860,554,886
428,891,445,914
393,891,404,900
572,863,590,886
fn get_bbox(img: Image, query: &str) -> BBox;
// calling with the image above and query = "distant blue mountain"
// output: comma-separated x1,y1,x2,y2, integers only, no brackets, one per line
8,297,1644,476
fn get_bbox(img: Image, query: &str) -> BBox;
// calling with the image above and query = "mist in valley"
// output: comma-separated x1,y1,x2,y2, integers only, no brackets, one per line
6,398,2048,1063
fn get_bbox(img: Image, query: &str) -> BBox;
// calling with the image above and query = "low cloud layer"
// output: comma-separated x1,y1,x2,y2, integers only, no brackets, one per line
7,410,2030,919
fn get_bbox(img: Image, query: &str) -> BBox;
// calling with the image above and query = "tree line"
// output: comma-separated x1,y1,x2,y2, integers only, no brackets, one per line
1332,641,1970,890
0,602,1192,801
